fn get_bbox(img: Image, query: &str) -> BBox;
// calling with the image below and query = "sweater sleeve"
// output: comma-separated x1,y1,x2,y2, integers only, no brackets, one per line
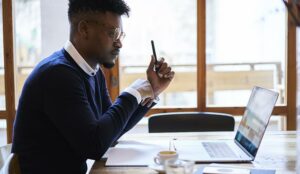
121,103,155,133
42,65,139,160
98,72,155,140
99,70,112,113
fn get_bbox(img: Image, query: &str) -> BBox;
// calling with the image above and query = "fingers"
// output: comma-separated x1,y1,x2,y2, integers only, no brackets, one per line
158,62,168,75
166,71,175,80
161,71,175,80
149,56,175,80
155,57,165,70
147,55,156,72
141,98,154,108
141,98,151,106
156,58,174,79
160,66,171,78
147,100,154,108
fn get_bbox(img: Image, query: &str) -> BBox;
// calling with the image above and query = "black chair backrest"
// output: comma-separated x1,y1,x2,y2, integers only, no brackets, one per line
148,112,235,133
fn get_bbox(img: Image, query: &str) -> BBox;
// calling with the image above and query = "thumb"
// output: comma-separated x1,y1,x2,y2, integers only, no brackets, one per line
147,55,155,71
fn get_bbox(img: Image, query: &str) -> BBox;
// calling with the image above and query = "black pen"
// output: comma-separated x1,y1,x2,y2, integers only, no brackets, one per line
151,40,159,71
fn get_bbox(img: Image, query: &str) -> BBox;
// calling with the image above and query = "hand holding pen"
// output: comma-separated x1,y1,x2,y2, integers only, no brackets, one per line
151,40,174,79
141,41,175,107
146,40,175,97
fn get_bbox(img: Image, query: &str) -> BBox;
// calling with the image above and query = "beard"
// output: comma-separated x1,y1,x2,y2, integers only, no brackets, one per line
97,48,120,69
102,54,118,69
102,62,115,69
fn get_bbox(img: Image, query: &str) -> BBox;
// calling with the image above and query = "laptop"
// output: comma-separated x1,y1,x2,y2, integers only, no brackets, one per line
193,86,279,162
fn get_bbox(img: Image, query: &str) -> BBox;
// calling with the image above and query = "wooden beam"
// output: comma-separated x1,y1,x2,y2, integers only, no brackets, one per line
0,111,8,119
2,0,16,143
102,59,119,102
146,108,198,116
146,106,286,117
197,0,206,111
286,0,297,130
110,60,120,102
205,106,287,116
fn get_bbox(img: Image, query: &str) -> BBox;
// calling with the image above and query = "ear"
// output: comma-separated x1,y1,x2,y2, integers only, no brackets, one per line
77,20,89,40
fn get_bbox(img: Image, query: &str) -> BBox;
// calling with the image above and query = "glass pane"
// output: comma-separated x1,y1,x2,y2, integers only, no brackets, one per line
234,115,286,131
0,0,6,110
14,0,69,107
119,0,197,108
206,0,286,106
0,119,7,146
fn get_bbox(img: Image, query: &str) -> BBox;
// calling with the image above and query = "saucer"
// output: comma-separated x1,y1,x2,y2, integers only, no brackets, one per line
148,163,165,173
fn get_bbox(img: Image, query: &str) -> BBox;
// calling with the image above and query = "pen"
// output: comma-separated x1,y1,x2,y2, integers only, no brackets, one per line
151,40,159,71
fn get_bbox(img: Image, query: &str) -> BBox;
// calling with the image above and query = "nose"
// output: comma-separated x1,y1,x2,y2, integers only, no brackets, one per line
113,39,122,48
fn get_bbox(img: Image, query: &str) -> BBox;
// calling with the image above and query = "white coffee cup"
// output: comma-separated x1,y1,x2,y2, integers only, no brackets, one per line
153,150,179,165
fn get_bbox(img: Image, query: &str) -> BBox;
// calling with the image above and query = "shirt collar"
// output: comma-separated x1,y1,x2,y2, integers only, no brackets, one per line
64,40,99,76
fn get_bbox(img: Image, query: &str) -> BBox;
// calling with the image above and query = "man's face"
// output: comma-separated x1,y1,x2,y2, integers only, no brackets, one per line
84,12,123,68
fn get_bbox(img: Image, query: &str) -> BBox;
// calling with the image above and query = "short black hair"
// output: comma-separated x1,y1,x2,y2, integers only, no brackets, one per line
68,0,130,21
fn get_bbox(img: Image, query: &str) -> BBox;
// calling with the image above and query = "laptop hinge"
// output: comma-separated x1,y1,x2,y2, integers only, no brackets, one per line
234,140,255,160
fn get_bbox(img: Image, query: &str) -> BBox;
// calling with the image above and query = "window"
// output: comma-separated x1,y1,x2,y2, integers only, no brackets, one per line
119,0,197,107
14,0,41,104
0,119,7,146
206,0,287,107
0,0,295,143
14,0,69,106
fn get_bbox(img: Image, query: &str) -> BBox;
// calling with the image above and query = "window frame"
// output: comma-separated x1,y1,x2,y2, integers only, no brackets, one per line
2,0,16,143
0,0,297,144
105,0,296,129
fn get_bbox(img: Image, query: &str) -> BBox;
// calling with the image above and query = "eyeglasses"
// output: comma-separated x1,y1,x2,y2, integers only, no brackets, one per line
85,20,126,42
111,28,126,42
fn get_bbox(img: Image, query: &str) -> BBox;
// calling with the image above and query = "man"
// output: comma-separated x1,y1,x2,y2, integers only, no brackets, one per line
12,0,175,173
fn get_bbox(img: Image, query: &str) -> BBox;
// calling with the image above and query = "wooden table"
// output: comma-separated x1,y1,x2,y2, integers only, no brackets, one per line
89,131,296,174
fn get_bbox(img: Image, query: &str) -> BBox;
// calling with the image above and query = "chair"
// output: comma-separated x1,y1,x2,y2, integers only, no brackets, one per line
0,144,20,174
148,112,235,133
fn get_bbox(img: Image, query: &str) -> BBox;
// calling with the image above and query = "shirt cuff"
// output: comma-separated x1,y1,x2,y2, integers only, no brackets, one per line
153,96,160,103
123,87,142,104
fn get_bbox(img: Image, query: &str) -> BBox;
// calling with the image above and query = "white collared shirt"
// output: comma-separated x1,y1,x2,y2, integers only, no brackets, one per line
64,41,99,76
63,41,143,103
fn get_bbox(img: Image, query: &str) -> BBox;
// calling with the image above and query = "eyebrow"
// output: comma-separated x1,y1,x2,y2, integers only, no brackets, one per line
104,23,121,30
86,19,122,31
97,22,120,30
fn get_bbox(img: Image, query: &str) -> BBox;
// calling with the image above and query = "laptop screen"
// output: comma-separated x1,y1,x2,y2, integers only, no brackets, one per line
234,86,278,157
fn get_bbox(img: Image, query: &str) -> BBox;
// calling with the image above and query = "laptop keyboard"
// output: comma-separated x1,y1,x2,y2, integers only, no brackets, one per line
202,142,238,158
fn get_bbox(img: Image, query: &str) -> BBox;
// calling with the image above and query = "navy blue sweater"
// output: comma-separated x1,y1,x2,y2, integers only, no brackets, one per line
12,49,152,174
